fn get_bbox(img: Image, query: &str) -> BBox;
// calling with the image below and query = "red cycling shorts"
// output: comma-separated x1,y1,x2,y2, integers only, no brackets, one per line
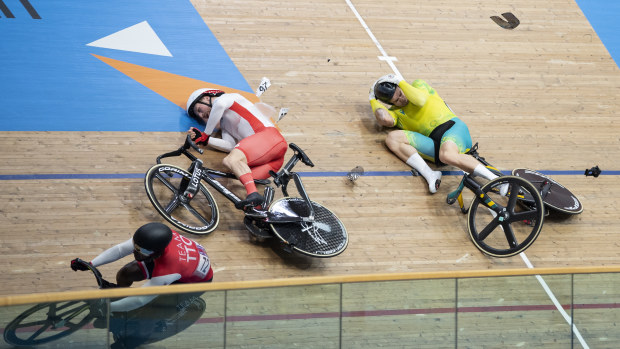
235,127,288,179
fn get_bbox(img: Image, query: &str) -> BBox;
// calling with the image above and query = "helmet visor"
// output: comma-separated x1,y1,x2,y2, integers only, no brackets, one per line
374,82,397,104
134,243,155,258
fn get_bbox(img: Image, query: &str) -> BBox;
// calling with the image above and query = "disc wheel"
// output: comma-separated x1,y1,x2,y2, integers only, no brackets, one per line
145,164,219,235
512,168,583,215
467,176,545,257
4,301,93,346
269,198,348,258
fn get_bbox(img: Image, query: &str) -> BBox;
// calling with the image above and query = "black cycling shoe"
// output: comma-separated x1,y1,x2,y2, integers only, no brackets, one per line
235,192,264,209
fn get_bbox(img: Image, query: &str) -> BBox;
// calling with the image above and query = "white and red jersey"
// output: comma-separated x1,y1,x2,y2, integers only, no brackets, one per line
204,93,275,152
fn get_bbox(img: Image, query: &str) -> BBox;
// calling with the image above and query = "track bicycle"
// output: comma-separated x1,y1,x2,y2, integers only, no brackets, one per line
445,144,583,257
144,135,348,258
3,259,205,348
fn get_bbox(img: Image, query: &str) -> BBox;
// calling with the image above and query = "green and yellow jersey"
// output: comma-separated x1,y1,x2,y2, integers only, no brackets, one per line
370,79,456,136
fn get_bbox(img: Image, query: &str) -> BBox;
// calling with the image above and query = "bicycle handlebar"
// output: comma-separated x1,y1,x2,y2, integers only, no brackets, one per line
72,258,118,289
156,135,203,164
184,135,204,154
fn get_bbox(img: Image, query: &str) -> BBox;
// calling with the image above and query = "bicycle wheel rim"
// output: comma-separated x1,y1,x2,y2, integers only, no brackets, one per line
134,294,206,345
467,176,545,257
4,301,93,346
269,198,348,258
145,164,219,235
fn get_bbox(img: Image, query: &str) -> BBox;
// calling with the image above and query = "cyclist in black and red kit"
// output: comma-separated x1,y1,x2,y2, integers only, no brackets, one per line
71,222,212,312
71,222,212,348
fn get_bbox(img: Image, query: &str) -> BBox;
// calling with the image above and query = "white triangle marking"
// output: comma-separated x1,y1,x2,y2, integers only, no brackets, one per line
87,21,172,57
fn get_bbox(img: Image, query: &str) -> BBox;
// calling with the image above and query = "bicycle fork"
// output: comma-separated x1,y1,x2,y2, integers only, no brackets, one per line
447,175,503,215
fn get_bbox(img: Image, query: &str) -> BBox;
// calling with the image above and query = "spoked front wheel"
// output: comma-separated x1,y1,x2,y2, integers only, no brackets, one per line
269,198,348,258
3,301,94,346
467,176,545,257
145,164,219,235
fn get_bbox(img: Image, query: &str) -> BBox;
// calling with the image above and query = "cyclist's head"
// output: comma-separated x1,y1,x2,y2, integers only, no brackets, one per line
133,222,173,261
374,81,398,104
187,88,225,123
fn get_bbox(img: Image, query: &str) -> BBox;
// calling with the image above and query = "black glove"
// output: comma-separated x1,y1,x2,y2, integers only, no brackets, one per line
70,258,91,271
190,127,210,145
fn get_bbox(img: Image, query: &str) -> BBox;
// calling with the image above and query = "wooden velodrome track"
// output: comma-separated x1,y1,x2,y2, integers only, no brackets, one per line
0,0,619,297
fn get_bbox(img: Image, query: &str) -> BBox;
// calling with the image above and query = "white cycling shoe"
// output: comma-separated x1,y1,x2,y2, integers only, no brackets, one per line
427,171,442,194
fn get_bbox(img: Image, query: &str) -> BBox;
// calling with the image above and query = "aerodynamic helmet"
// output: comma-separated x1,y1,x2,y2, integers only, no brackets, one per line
133,222,173,257
186,88,225,120
374,81,398,104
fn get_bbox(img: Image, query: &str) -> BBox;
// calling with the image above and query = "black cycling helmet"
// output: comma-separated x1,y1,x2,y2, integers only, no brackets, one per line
374,81,398,104
133,222,173,257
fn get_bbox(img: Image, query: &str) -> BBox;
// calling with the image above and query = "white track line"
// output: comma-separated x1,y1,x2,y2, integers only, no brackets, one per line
344,0,402,79
345,0,590,347
520,253,589,348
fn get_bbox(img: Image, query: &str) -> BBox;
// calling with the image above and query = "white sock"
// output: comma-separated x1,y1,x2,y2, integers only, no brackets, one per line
473,165,508,196
473,164,498,181
406,153,442,193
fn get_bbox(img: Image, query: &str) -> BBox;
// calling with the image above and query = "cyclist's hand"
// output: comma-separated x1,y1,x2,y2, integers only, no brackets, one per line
377,73,401,85
70,258,91,272
188,127,210,145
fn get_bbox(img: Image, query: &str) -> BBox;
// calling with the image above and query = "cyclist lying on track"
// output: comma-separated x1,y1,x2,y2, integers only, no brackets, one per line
186,88,288,209
369,74,506,194
70,222,213,313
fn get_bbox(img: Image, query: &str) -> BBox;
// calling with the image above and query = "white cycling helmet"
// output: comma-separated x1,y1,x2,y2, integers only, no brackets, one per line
186,88,225,120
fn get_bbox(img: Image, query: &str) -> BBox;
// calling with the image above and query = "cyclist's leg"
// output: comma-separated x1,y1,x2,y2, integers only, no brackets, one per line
230,128,286,206
222,148,252,180
251,157,284,180
385,130,441,193
223,148,261,206
439,119,507,195
438,141,480,173
244,128,287,170
436,118,476,171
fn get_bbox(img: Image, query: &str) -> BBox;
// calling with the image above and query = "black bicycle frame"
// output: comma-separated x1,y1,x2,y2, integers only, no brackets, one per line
446,143,503,215
198,165,244,207
160,136,316,222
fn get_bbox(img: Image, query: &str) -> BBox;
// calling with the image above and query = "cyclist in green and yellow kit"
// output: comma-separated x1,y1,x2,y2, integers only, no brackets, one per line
369,74,504,194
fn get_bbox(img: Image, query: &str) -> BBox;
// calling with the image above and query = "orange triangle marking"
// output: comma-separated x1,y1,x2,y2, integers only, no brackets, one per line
91,54,259,109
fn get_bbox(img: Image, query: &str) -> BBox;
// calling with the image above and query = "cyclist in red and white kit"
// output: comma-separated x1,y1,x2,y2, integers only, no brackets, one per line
70,222,212,313
186,89,288,209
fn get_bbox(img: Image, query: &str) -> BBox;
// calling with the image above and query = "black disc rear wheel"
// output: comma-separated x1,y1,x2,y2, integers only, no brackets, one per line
513,168,583,215
269,198,348,258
